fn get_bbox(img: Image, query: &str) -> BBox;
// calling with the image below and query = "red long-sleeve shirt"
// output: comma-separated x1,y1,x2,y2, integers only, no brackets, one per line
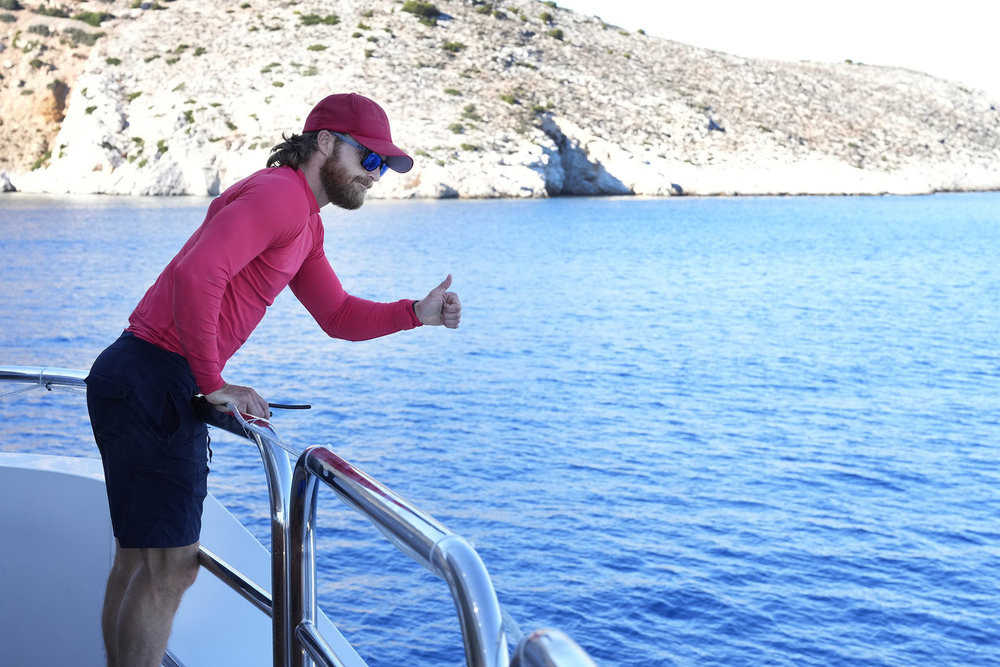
127,166,420,394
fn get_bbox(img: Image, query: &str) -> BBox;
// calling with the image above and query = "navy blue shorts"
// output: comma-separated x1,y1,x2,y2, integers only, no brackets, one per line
86,331,209,549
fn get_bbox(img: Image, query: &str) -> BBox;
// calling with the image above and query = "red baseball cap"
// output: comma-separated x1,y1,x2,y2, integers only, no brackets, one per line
303,93,414,173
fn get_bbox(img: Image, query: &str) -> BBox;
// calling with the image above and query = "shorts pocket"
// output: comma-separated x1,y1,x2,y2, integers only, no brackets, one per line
87,372,184,442
159,389,183,438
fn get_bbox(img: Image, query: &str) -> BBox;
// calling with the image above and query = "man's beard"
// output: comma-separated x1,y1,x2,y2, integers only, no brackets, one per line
320,154,369,210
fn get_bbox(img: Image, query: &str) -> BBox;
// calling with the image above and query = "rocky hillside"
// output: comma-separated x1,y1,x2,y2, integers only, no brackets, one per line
3,0,1000,197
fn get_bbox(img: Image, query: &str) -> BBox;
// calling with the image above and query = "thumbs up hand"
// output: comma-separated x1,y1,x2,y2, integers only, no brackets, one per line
414,274,462,328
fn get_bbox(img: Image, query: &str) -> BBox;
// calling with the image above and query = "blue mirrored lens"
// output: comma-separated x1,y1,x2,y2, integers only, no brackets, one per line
333,132,390,176
361,152,388,175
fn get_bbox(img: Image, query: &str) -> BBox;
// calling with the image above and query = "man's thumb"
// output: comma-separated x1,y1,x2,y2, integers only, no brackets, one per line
434,274,453,292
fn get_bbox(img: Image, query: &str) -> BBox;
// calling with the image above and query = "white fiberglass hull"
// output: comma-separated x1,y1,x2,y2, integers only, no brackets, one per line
0,452,361,667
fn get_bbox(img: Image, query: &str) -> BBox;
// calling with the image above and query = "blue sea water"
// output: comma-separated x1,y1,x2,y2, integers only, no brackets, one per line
1,192,999,666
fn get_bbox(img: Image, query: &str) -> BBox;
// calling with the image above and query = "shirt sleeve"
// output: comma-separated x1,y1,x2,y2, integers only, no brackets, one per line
172,181,308,393
289,242,422,341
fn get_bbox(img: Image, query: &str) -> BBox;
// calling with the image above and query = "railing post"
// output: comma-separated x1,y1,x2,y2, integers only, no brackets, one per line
247,430,295,667
289,446,323,667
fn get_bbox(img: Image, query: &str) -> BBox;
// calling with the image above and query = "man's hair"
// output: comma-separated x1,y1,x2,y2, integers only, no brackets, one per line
266,130,330,169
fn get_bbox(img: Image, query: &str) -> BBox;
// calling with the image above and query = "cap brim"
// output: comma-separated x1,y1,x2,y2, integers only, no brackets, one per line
385,154,414,173
353,135,414,173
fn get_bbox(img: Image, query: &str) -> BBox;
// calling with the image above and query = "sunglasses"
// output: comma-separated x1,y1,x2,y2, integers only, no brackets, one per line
330,132,389,176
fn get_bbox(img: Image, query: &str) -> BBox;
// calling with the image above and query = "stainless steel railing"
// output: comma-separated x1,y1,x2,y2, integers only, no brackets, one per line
1,365,597,667
0,365,89,389
224,413,509,667
289,445,508,667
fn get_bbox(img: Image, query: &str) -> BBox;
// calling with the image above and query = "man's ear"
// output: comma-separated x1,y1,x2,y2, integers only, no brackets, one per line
318,129,337,157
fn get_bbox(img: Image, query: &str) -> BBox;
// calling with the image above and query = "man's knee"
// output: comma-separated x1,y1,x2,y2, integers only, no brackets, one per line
110,542,144,580
142,543,201,595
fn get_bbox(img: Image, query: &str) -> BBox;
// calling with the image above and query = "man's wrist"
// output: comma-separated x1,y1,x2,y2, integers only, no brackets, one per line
410,299,423,326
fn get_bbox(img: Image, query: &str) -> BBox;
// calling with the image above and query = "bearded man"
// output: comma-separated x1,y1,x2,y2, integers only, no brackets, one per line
85,93,461,667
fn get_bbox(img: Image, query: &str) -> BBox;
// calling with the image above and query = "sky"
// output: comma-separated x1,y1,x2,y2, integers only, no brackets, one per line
554,0,1000,98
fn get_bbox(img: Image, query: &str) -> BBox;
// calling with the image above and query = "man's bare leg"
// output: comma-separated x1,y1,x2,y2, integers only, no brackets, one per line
102,541,142,666
103,541,201,667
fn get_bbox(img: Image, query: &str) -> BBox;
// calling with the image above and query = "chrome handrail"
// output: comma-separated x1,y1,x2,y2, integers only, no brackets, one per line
197,544,274,616
0,365,88,388
290,446,508,667
2,365,597,667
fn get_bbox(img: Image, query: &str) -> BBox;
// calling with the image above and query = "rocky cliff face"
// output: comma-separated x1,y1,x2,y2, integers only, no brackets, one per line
3,0,999,197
